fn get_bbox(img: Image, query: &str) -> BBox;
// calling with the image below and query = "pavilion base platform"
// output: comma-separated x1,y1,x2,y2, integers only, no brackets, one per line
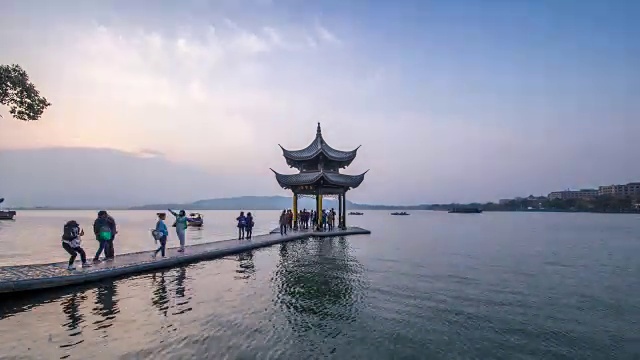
0,227,371,294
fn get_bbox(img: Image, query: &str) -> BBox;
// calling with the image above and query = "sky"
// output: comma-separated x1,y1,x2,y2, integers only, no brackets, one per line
1,0,639,207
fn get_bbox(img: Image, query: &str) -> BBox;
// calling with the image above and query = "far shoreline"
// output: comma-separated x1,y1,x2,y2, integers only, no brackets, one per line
8,207,640,215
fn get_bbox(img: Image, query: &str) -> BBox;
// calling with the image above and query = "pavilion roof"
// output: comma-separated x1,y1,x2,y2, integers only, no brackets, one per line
270,169,368,190
279,123,360,163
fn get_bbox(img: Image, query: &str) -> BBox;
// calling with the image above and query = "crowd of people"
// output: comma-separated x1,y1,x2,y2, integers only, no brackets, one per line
278,208,337,235
61,209,202,270
61,207,340,270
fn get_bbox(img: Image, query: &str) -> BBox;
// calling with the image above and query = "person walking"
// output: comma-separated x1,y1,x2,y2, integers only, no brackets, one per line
93,211,112,263
152,212,169,258
245,212,254,239
168,209,191,252
104,212,117,260
279,210,288,235
61,220,91,270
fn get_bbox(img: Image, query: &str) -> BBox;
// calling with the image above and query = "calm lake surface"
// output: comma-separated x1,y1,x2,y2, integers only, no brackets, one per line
0,210,639,359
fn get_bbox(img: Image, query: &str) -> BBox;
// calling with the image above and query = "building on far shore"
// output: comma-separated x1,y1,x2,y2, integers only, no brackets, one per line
598,183,640,198
548,189,598,200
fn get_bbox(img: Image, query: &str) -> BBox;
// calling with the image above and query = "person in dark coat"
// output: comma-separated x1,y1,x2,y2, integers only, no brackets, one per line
93,211,111,263
104,212,117,260
245,212,254,239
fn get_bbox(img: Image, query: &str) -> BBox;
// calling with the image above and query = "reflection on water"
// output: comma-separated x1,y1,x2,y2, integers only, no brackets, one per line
273,236,366,337
173,267,192,315
3,211,638,359
60,292,87,353
92,282,119,331
151,267,193,318
235,250,255,280
152,272,169,317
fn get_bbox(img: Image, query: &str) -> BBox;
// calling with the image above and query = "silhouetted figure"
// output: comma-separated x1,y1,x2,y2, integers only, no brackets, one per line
245,212,254,239
279,210,288,235
236,211,247,239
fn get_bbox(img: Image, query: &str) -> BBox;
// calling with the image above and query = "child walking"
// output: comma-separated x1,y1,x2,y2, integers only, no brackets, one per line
153,213,169,258
61,220,91,270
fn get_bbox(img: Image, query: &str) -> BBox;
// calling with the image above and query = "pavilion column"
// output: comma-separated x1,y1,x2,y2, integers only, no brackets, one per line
342,192,347,229
292,193,298,230
337,194,343,231
316,193,323,230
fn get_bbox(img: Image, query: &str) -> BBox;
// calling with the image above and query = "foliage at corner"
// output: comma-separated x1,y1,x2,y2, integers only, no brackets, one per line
0,64,51,121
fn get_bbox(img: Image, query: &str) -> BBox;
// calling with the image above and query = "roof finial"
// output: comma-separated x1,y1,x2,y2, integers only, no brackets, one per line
316,122,322,136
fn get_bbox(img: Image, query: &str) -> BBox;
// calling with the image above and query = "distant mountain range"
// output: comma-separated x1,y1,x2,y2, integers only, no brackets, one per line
128,196,433,211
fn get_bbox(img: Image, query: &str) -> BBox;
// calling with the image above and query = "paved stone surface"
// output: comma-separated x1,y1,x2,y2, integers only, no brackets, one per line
0,227,370,294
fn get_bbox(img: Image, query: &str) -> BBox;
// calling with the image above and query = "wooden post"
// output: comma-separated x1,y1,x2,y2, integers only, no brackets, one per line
292,193,298,230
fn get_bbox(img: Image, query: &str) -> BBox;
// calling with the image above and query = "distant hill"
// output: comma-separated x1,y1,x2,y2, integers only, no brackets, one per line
129,195,433,211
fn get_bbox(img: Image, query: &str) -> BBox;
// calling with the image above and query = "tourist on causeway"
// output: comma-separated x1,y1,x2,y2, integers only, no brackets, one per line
279,210,288,235
93,210,114,263
236,211,247,239
61,220,91,270
168,209,192,252
105,212,117,260
245,212,254,239
152,212,169,258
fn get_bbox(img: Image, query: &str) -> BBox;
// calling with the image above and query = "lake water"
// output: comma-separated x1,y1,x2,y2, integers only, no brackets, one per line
0,210,639,359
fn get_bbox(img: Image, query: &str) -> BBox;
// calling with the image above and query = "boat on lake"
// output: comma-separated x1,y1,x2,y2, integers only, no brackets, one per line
349,211,364,215
188,213,204,227
391,211,410,216
0,198,16,220
448,208,483,214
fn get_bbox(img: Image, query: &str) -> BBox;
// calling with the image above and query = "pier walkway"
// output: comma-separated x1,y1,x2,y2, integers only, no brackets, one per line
0,227,370,294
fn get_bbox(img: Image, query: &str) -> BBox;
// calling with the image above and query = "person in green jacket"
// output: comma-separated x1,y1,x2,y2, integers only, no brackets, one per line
168,209,192,252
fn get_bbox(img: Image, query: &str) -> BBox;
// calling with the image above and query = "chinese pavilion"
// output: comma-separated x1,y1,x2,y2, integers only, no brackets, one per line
271,123,368,230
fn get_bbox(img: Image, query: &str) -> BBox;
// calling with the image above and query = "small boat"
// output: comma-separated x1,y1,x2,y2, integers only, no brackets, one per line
391,212,410,216
0,210,16,220
0,198,16,220
188,213,204,227
348,212,364,215
448,208,483,214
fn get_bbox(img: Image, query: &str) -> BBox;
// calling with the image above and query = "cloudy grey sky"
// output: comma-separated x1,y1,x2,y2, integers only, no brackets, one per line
1,0,639,207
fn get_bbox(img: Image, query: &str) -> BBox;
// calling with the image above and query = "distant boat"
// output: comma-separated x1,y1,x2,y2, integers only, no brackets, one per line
0,198,16,220
391,211,410,216
348,211,364,215
448,208,483,214
188,213,204,227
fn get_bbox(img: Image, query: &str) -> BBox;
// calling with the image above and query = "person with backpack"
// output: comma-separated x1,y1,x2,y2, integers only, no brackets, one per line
236,211,247,239
245,212,254,239
62,220,91,270
152,212,169,258
93,210,112,263
104,213,117,260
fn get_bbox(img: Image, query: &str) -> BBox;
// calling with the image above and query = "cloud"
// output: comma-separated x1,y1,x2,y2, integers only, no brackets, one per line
315,24,341,45
0,16,369,181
